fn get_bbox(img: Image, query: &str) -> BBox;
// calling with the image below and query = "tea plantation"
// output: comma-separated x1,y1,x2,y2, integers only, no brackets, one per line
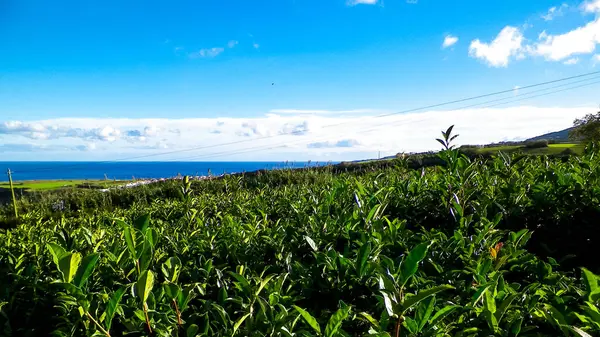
2,132,600,336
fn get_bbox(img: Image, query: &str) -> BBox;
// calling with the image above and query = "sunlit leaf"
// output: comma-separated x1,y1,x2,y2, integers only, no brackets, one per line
136,270,154,304
293,305,321,335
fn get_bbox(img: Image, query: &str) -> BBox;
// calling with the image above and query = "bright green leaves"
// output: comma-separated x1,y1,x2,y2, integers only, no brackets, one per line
403,285,454,312
324,305,351,337
104,287,126,330
162,256,182,283
134,213,151,233
356,242,371,278
124,226,137,258
121,214,157,276
293,304,351,337
582,268,600,302
305,235,318,252
73,253,99,288
136,270,155,304
294,305,321,335
400,242,429,287
47,243,67,267
58,253,82,284
414,296,435,332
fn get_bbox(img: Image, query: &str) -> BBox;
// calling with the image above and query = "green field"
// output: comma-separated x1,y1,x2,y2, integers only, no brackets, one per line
0,179,125,191
476,142,584,155
1,136,600,336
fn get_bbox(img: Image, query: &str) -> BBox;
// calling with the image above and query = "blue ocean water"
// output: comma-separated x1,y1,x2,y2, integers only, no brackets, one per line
0,162,333,182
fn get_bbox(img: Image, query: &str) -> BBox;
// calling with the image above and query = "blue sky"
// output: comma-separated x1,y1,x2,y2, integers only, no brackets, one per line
1,0,600,161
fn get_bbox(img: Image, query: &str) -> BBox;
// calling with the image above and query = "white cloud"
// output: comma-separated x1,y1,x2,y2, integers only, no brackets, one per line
594,54,600,63
253,43,260,49
564,57,580,65
347,0,378,5
0,107,593,161
308,139,361,149
469,26,524,67
530,18,600,61
227,40,239,48
470,1,600,66
541,4,568,21
442,35,459,49
189,47,225,58
583,0,600,13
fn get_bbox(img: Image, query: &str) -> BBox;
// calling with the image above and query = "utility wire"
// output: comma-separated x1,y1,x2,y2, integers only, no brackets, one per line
13,70,600,174
168,77,600,162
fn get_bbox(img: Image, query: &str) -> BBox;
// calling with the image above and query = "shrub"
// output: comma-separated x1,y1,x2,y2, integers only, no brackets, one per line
524,139,549,148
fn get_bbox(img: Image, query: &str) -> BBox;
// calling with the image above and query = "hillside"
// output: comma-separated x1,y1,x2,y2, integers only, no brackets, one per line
526,127,574,142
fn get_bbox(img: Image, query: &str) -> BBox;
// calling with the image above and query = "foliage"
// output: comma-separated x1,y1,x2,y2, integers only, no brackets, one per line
1,127,600,336
524,139,549,149
570,111,600,142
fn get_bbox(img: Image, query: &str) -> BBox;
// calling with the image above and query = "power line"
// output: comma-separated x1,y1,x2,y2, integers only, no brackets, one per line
166,77,600,162
14,70,600,174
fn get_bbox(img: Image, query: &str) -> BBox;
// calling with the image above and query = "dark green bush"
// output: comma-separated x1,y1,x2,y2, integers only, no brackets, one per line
525,139,549,148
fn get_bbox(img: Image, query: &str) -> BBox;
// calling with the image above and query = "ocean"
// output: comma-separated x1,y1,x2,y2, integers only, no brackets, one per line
0,161,333,182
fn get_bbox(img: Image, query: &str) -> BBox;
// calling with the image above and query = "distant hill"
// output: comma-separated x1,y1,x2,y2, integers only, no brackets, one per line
526,127,574,142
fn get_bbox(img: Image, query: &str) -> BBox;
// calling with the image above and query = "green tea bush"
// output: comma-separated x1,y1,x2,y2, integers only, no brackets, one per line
1,127,600,336
524,139,549,149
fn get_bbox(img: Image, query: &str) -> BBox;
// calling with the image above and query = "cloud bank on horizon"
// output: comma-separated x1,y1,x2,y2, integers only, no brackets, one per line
2,0,600,162
0,106,594,161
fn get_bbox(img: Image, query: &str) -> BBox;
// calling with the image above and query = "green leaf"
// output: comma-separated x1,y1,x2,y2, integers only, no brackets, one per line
136,270,154,304
484,289,496,314
356,242,371,278
46,243,67,268
510,317,523,335
161,256,182,283
581,268,599,300
400,242,429,286
104,287,125,330
403,317,418,334
187,324,199,337
73,253,99,288
305,236,318,252
565,326,593,337
51,282,83,296
228,272,252,296
164,283,181,300
324,306,350,337
255,274,276,297
445,125,454,138
134,214,151,233
218,286,228,304
134,309,146,322
495,294,517,322
402,285,453,312
415,296,435,332
358,312,380,329
124,227,136,258
381,291,395,318
471,284,492,306
146,228,159,248
138,239,153,271
58,253,82,283
483,310,498,332
293,305,321,335
429,305,460,325
233,313,251,336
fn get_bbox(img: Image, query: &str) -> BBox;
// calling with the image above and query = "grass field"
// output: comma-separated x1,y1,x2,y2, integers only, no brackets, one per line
0,179,125,191
476,143,584,155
